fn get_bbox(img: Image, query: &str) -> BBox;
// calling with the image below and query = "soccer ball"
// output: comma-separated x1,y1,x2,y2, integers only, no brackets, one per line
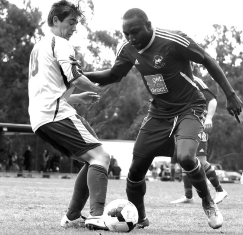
104,199,138,232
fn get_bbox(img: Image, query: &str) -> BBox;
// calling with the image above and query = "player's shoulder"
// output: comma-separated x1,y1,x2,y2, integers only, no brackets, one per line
155,27,191,47
53,35,73,47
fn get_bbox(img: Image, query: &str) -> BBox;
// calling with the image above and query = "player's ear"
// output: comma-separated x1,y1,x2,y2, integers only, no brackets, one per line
145,21,152,31
53,16,59,26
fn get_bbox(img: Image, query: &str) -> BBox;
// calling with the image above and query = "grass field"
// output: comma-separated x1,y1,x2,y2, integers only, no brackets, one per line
1,177,243,235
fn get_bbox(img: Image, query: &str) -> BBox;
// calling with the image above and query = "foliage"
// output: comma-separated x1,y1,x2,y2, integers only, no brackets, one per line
0,0,44,123
0,0,44,166
197,24,243,170
73,67,150,140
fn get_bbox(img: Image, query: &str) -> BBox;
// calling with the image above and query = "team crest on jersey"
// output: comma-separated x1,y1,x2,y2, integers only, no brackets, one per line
153,54,165,69
198,132,208,142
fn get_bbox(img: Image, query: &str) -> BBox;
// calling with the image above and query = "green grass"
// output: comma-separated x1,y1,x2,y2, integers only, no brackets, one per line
0,177,243,235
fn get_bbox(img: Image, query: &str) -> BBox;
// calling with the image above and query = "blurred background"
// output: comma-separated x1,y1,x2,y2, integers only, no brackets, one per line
0,0,243,176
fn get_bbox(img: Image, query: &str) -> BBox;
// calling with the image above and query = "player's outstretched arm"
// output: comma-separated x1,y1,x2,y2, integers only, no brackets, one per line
84,69,121,86
67,92,100,105
69,56,122,85
202,51,242,123
72,74,105,94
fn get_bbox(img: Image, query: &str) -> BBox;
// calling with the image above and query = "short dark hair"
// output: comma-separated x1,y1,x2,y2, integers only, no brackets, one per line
123,8,148,22
47,0,84,27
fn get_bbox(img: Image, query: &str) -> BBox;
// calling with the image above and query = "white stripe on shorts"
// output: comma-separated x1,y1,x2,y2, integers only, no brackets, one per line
69,115,100,144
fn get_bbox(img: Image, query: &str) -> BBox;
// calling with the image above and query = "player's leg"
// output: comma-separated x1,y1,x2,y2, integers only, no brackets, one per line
170,163,175,181
170,148,194,204
170,170,194,203
176,113,223,229
61,163,89,227
126,156,153,228
68,116,110,230
170,152,177,181
36,116,110,230
198,155,227,204
127,115,175,228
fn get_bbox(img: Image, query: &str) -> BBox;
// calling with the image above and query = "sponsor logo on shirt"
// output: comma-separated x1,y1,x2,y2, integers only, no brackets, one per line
144,74,168,95
153,54,165,69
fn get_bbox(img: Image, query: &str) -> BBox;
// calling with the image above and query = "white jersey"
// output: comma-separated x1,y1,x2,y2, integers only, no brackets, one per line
28,32,81,132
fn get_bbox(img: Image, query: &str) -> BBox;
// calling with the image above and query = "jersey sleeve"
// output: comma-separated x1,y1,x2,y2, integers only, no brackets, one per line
110,41,134,79
171,31,206,64
53,37,82,83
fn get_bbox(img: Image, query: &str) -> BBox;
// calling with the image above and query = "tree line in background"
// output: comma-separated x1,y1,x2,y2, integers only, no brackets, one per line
0,0,243,172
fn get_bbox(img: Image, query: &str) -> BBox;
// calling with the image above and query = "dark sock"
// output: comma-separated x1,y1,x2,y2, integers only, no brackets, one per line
182,173,193,199
171,168,175,181
204,163,223,192
126,178,146,220
184,158,211,199
67,163,89,220
87,164,108,216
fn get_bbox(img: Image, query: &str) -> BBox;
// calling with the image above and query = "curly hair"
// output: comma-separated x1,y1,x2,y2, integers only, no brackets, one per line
47,0,84,27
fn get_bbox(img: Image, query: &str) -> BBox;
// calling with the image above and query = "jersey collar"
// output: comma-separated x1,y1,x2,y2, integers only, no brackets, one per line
138,28,155,54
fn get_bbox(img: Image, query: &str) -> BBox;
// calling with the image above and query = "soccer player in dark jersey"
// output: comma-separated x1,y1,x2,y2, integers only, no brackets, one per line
73,8,242,229
170,75,227,204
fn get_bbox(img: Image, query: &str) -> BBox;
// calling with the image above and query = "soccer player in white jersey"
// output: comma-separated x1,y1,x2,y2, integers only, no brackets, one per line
72,8,242,230
28,0,110,230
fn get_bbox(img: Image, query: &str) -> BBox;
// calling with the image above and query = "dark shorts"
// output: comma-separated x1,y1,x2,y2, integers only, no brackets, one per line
171,130,208,164
133,108,206,159
35,115,101,158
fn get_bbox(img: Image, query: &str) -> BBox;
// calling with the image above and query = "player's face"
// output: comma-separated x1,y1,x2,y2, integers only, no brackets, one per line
55,14,78,40
123,17,153,50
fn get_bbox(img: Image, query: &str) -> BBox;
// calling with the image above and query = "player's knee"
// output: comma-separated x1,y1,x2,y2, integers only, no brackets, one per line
177,152,195,170
83,147,110,169
128,166,144,182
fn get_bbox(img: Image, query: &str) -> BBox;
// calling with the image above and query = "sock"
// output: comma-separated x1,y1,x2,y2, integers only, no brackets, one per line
204,163,223,192
126,178,146,220
67,163,89,220
170,168,175,180
183,158,211,199
182,172,193,199
87,164,108,216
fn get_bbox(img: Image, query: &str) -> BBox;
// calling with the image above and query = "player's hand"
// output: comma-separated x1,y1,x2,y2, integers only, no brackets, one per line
226,93,243,123
204,117,213,133
78,92,101,105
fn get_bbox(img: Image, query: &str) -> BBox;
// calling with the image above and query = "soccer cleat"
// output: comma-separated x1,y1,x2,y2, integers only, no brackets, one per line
85,215,109,230
202,198,223,229
170,196,194,204
135,217,149,229
60,214,86,228
214,189,227,204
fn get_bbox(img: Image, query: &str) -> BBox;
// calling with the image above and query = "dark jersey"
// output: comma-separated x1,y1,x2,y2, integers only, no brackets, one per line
112,28,207,118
